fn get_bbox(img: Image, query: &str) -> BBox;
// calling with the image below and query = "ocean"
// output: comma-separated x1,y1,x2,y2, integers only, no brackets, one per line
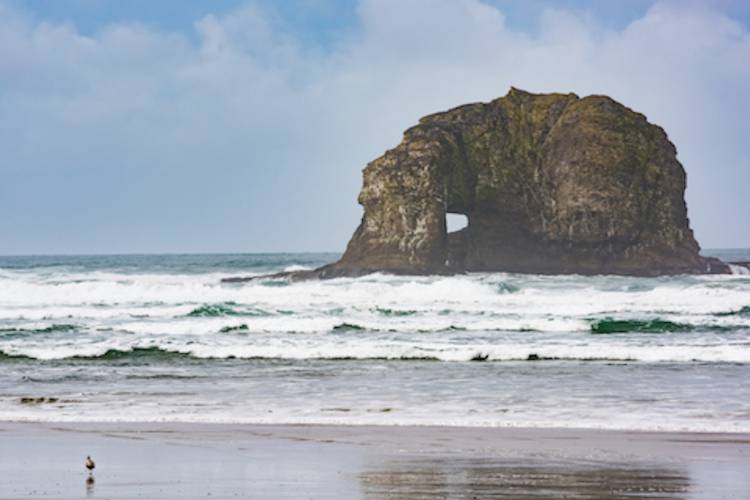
1,251,749,432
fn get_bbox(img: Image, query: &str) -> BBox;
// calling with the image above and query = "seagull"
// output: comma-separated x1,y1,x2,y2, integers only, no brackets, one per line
85,456,95,474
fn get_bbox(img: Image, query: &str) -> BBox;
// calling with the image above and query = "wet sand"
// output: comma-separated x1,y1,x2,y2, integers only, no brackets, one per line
0,423,748,499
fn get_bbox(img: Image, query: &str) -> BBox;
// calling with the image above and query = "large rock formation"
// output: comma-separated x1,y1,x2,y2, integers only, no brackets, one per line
310,88,725,277
227,88,730,283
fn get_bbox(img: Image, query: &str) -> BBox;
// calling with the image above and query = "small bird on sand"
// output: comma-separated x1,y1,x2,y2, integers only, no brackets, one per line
85,456,95,474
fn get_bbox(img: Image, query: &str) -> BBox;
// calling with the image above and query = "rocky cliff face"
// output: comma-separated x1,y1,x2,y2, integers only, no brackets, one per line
316,88,726,277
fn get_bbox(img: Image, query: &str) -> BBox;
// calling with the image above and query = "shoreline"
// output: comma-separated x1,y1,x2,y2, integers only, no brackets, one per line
2,422,748,499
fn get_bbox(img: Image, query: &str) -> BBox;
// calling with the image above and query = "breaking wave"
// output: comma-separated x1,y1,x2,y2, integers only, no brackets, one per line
186,303,272,317
2,340,750,363
1,263,749,364
0,324,80,339
728,264,750,275
714,305,750,317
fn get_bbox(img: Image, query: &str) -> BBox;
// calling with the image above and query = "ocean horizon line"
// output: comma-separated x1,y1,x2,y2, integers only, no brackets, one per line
0,250,343,258
0,248,745,258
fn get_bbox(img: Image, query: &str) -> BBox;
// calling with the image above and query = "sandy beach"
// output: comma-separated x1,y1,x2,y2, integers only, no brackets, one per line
0,423,747,499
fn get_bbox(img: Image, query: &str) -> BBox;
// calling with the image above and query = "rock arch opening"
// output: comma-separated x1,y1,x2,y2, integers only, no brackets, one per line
445,212,469,270
446,213,469,234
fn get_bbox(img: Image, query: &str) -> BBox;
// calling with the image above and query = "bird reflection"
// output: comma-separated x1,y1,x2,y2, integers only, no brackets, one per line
85,475,95,496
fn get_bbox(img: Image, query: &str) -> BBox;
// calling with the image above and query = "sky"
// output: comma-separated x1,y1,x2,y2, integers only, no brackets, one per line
1,0,748,254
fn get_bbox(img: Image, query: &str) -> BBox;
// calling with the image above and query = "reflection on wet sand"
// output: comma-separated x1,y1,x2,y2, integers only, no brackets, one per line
361,459,690,499
85,475,95,496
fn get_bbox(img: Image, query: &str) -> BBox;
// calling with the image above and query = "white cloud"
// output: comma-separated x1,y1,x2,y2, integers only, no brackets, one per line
0,0,747,253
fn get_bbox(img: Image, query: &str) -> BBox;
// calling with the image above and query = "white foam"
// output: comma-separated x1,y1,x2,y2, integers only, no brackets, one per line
729,264,750,275
4,330,750,363
3,395,749,433
283,264,312,272
1,269,749,363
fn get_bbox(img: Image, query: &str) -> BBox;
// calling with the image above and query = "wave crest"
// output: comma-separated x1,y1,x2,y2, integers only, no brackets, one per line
186,304,270,317
591,319,690,334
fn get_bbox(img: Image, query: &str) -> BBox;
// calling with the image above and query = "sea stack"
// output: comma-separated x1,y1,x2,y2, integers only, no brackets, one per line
308,88,727,278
